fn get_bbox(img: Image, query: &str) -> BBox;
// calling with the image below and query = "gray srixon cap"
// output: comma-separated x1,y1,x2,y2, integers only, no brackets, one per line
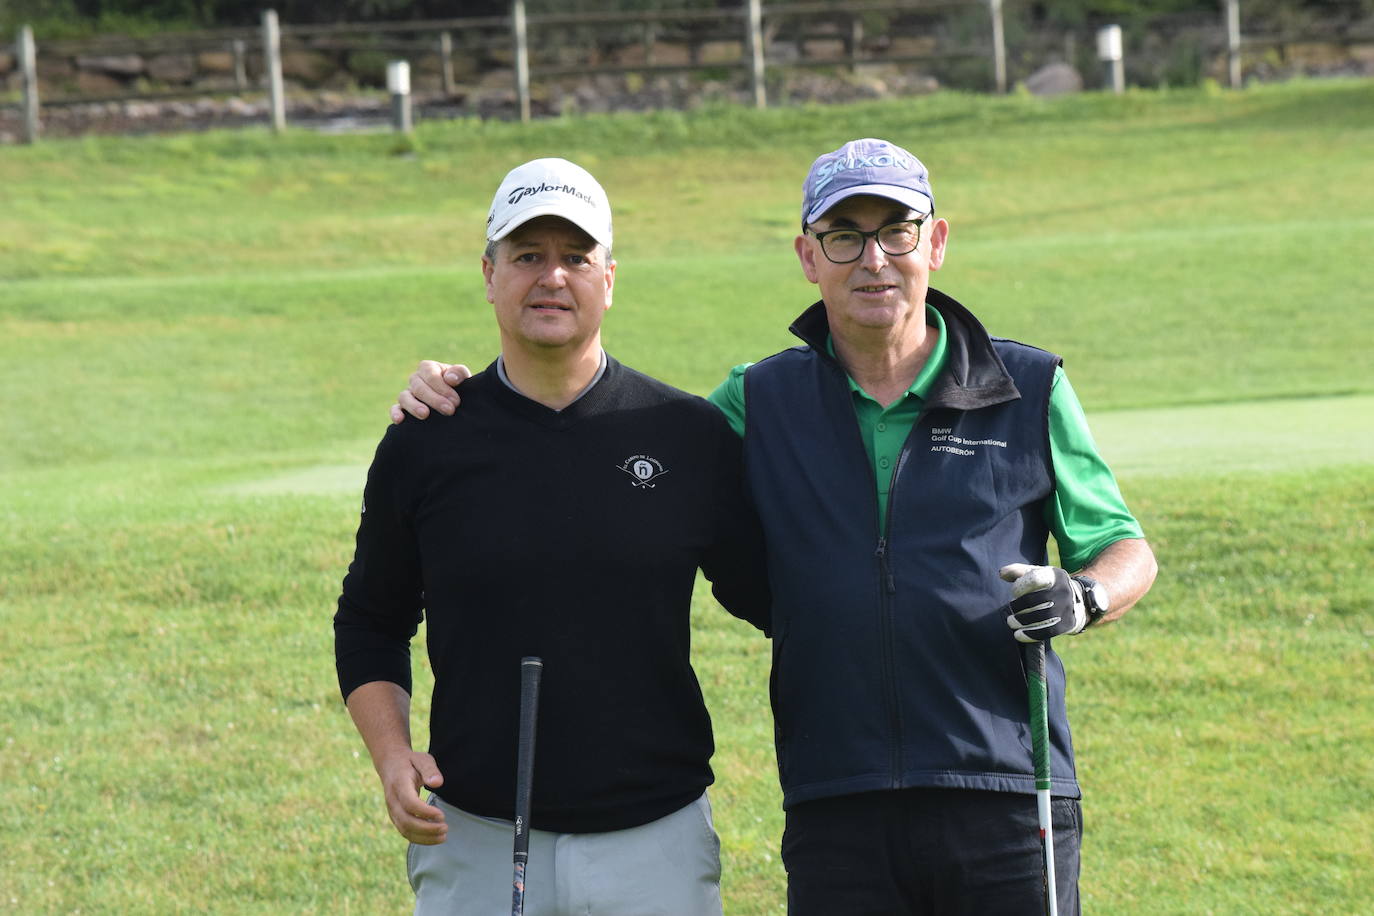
801,138,934,226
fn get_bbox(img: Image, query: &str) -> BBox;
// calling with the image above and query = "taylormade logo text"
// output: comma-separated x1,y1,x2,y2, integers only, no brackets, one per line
811,151,915,193
507,182,597,207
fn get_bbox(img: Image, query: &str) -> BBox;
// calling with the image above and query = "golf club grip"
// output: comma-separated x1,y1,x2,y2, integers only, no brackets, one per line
512,657,543,868
1022,638,1047,680
1021,641,1058,916
514,657,543,853
1022,642,1052,786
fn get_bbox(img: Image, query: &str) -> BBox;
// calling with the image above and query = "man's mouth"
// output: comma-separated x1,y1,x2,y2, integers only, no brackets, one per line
854,284,896,294
529,302,572,311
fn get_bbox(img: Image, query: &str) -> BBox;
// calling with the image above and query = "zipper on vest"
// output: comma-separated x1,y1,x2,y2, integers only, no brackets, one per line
874,535,902,787
842,389,903,792
876,525,904,785
875,538,896,594
879,417,927,788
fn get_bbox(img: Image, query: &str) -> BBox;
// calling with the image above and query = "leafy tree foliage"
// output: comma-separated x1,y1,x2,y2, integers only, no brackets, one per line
4,0,1370,35
1029,0,1372,27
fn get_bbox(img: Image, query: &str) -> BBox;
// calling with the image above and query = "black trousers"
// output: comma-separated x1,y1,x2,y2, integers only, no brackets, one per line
783,788,1081,915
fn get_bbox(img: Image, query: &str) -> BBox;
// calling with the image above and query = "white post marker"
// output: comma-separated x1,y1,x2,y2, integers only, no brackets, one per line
1096,24,1124,94
387,60,413,134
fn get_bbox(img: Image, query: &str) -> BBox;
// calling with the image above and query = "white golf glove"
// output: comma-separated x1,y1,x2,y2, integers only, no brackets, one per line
999,563,1088,644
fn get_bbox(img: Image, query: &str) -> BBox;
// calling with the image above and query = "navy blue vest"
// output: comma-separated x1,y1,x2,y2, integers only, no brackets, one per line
745,290,1079,807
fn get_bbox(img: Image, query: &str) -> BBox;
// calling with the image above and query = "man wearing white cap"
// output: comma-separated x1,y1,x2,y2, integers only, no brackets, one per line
335,158,769,915
394,140,1157,913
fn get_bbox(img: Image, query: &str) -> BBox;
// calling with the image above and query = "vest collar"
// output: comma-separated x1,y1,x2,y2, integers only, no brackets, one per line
787,288,1021,411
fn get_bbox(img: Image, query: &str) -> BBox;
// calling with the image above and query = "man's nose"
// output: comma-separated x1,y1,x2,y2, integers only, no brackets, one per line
858,235,889,271
538,261,567,288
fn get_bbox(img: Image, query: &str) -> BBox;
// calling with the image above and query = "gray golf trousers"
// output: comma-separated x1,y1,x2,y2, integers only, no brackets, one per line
407,792,723,916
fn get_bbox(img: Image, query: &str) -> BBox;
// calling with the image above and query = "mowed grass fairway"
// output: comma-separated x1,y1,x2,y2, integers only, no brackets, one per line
3,80,1372,913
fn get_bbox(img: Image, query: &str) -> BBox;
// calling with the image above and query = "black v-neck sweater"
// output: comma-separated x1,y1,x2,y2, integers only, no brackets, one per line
335,356,770,833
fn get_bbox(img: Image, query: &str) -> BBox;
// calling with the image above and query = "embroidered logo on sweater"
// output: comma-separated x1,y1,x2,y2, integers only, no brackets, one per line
929,427,1008,457
619,455,668,488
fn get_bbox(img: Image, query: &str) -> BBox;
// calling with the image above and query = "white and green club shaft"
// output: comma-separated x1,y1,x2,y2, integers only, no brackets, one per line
1025,642,1059,916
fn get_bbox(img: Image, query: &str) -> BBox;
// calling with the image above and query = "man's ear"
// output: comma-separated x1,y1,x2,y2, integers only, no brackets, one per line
482,255,496,303
603,256,616,311
795,234,821,285
926,218,950,271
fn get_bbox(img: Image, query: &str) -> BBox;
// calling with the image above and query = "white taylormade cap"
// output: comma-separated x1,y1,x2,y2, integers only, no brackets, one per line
486,158,613,249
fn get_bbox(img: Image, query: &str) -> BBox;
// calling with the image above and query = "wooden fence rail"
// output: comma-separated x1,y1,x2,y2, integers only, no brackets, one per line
6,0,1372,143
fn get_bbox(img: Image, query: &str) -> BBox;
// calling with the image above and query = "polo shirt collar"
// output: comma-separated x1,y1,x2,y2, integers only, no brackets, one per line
823,304,948,405
787,288,1022,411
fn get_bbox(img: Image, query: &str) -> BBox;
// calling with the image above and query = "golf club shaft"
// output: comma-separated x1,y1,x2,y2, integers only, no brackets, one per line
1024,641,1059,916
512,656,543,916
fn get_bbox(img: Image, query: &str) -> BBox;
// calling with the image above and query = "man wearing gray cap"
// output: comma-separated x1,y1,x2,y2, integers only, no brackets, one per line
335,157,769,915
712,138,1157,913
395,140,1158,913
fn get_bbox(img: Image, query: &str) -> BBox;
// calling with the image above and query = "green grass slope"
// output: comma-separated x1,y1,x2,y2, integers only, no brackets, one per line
2,80,1371,914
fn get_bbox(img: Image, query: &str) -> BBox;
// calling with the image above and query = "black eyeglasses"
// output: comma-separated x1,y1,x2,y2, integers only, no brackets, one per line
807,219,925,264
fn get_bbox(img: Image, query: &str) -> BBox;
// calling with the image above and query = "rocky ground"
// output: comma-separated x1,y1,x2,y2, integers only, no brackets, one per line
6,57,1367,145
2,91,426,143
0,67,944,144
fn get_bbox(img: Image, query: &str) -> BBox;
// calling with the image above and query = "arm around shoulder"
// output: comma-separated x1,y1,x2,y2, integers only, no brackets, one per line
705,363,752,439
390,361,472,424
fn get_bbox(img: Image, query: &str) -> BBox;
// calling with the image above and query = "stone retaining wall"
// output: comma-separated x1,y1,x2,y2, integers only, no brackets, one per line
3,24,1371,100
2,22,1371,144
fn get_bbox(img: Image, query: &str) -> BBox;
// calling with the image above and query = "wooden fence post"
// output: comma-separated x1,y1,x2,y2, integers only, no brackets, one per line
746,0,766,109
643,20,657,65
18,25,40,144
262,9,285,132
512,0,531,123
232,38,247,91
849,14,864,74
440,31,456,97
1226,0,1242,89
989,0,1007,93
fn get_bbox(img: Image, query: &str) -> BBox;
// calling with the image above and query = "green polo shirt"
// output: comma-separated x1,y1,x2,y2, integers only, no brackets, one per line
706,305,1143,571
